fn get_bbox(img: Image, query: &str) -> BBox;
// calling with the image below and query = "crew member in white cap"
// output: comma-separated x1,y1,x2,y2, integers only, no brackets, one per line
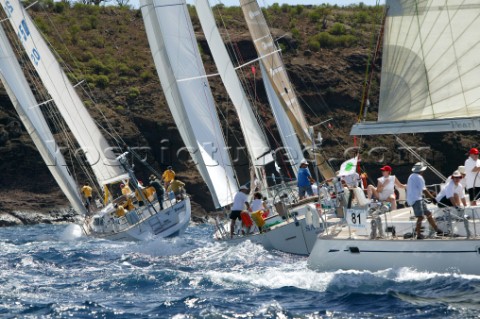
436,170,467,208
297,159,315,200
407,162,444,239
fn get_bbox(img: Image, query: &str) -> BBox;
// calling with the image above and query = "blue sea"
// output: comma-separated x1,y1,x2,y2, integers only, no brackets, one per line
1,222,480,319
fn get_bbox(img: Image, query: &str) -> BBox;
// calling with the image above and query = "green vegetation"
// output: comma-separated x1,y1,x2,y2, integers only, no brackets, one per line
25,2,383,112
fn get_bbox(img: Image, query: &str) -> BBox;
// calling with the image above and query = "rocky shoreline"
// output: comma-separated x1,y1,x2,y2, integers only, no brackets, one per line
0,193,211,227
0,207,82,227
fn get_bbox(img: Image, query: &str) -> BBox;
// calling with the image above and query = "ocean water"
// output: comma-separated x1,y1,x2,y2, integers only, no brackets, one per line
1,223,479,319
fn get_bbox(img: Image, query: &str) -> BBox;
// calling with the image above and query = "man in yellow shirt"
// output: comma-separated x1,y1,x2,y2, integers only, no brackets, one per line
81,182,93,212
120,183,132,196
114,204,126,217
162,166,175,189
168,179,185,200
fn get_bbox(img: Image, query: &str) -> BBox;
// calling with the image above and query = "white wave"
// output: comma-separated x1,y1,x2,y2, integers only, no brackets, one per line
132,235,199,257
59,224,84,241
202,256,333,292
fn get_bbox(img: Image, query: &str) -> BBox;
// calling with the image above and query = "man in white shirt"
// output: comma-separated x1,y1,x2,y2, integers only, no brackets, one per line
407,162,443,239
367,165,406,210
464,148,480,206
443,165,466,189
229,186,250,238
436,170,467,207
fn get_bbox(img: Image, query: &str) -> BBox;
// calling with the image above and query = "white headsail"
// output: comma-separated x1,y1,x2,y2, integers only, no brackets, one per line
0,25,86,214
240,0,335,180
140,0,238,208
195,0,273,167
351,0,480,135
239,0,310,141
1,0,127,186
260,64,303,176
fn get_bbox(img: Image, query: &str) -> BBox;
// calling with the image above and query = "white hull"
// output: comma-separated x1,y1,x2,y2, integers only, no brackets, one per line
85,198,191,241
307,206,480,274
307,237,480,274
216,215,322,255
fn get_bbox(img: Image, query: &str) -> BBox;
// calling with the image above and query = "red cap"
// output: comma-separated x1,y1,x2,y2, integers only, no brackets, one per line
469,148,479,155
380,165,392,172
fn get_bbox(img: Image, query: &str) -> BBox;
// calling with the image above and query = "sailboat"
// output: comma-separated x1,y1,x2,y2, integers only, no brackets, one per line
140,0,342,255
0,0,191,240
308,0,480,274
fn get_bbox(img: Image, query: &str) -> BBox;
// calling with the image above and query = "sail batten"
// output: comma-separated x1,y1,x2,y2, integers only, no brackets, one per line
354,0,480,135
141,0,238,208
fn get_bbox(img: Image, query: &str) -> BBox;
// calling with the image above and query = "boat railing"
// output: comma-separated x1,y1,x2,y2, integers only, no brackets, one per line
89,192,188,235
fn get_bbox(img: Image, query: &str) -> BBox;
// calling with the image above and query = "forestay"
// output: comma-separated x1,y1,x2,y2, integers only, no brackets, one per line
1,0,127,185
140,0,238,208
0,26,86,214
351,0,480,135
195,0,273,167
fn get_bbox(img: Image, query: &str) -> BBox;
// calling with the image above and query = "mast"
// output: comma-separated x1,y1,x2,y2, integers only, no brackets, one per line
140,0,238,208
0,25,86,214
1,0,128,186
239,0,335,180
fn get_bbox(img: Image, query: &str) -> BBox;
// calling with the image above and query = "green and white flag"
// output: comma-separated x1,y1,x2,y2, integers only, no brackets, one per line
338,157,358,176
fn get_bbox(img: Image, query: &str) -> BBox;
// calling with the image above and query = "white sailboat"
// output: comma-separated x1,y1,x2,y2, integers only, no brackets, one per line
308,0,480,274
0,0,190,240
140,0,342,255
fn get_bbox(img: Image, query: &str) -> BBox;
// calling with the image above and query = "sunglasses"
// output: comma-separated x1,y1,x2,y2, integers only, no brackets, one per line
453,176,462,179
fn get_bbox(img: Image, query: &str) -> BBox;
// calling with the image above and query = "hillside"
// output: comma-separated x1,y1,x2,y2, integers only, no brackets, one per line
0,2,475,219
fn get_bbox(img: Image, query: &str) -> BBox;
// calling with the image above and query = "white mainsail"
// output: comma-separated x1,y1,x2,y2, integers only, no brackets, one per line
140,0,238,208
195,0,273,167
1,0,127,185
351,0,480,135
240,0,335,180
0,25,86,214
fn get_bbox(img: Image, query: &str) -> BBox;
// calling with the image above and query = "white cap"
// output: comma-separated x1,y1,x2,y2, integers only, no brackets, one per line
239,185,249,191
300,159,308,165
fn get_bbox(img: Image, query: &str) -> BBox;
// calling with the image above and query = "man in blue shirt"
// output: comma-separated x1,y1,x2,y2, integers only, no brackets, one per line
298,159,315,200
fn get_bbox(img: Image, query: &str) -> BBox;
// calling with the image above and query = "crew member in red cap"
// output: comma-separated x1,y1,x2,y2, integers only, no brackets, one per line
367,165,406,210
464,147,480,205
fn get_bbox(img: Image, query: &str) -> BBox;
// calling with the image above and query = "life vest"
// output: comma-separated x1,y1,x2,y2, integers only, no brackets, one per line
251,210,265,228
240,211,253,227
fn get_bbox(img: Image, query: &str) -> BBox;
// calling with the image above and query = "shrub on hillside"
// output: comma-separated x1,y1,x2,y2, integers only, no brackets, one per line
140,70,154,82
88,58,111,75
330,22,346,35
307,38,320,52
308,11,320,23
54,1,68,13
128,87,140,100
95,75,110,88
318,32,335,48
